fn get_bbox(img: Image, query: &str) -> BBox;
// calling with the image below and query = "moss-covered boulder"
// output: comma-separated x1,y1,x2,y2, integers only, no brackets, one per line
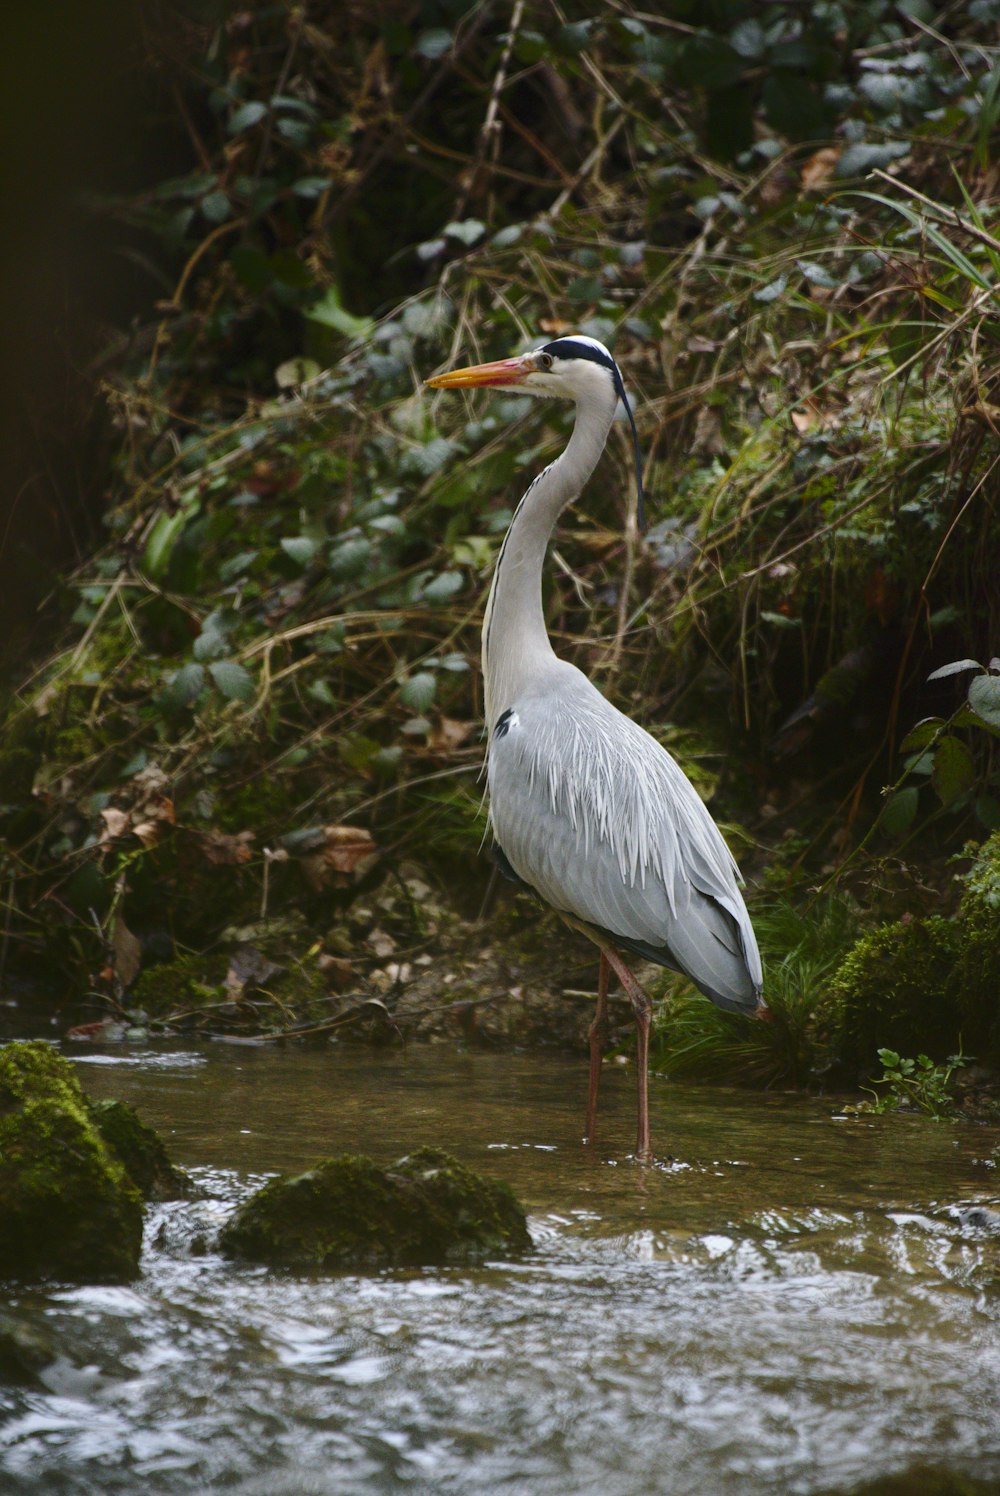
89,1099,189,1199
826,833,1000,1077
0,1042,144,1283
219,1146,531,1269
954,830,1000,1053
826,915,964,1075
0,1311,56,1386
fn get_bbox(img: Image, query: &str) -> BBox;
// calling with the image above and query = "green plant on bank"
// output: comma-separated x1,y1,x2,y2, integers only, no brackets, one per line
2,0,1000,1047
651,892,865,1087
861,1047,968,1119
881,656,1000,840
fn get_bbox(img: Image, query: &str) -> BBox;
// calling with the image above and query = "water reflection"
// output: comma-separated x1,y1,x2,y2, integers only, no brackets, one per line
1,1043,998,1495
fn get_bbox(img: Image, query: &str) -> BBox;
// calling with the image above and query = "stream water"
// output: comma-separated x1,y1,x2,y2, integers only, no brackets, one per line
2,1042,999,1495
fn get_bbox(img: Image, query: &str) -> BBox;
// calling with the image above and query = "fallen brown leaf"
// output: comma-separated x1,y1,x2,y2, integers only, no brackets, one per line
800,147,840,192
427,717,475,754
112,912,142,988
301,825,378,890
199,829,256,865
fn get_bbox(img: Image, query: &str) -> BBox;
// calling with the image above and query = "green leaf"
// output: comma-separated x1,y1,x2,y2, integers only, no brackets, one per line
969,673,1000,729
193,626,229,662
208,659,255,702
328,536,371,580
879,786,919,837
144,501,198,581
681,33,744,90
159,662,207,715
836,142,910,178
900,717,944,752
753,275,787,304
423,571,464,603
305,286,375,340
927,658,982,681
975,794,1000,831
414,27,452,59
443,219,485,247
399,672,437,711
280,536,319,568
229,101,268,134
931,735,975,806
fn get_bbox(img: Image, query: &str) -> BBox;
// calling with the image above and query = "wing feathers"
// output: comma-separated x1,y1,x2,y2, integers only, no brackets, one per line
487,665,762,1012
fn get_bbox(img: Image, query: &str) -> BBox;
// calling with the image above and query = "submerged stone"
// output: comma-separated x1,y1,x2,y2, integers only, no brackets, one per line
219,1146,531,1269
89,1098,189,1199
0,1042,144,1283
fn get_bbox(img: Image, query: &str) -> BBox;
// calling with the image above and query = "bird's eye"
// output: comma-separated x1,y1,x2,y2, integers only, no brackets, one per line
537,352,553,371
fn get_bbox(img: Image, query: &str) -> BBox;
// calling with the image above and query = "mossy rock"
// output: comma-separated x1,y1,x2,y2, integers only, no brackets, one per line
826,915,964,1075
219,1146,531,1269
955,831,1000,1054
817,1469,1000,1496
130,951,227,1018
0,1042,144,1283
89,1099,189,1199
0,1311,57,1386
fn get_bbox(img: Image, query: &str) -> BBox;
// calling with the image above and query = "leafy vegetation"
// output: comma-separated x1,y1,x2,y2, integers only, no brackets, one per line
861,1047,968,1119
2,2,1000,1083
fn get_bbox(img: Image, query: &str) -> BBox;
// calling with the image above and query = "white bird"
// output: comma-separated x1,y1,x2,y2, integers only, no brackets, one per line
425,335,764,1161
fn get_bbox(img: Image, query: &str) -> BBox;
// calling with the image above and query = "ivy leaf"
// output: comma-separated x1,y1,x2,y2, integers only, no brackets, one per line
879,786,919,837
931,736,975,807
229,101,268,134
208,660,255,702
280,536,319,568
414,28,452,59
753,275,787,304
443,219,485,247
423,571,464,603
399,672,437,711
968,673,1000,729
927,658,982,681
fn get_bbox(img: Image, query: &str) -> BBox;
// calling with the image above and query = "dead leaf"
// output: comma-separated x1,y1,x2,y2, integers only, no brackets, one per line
539,317,573,335
317,953,353,987
112,913,142,988
301,825,378,890
691,405,726,458
427,717,474,754
368,926,396,959
801,147,840,192
199,829,256,865
100,807,131,845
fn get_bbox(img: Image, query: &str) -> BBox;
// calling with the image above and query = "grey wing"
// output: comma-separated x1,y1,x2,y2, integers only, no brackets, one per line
487,676,762,1014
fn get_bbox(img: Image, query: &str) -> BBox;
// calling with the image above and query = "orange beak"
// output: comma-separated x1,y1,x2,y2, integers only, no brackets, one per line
424,354,536,389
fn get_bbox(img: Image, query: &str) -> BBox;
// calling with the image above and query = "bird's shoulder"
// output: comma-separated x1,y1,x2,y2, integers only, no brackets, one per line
487,659,742,897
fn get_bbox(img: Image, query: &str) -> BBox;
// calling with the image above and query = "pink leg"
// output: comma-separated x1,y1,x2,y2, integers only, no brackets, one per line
585,952,610,1144
600,945,653,1164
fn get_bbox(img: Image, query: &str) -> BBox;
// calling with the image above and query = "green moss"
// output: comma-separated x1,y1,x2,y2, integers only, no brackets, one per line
826,916,964,1075
0,1042,144,1283
89,1099,189,1199
219,1146,531,1269
0,746,36,799
954,831,1000,1054
0,1312,56,1386
131,952,227,1018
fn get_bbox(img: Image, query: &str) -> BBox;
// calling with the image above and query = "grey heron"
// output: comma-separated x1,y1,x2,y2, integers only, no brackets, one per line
425,335,765,1161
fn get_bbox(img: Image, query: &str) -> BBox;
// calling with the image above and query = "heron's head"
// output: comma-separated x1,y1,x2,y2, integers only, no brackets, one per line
425,335,644,524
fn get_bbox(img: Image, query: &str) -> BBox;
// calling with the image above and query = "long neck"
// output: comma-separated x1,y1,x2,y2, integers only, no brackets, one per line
482,390,616,733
